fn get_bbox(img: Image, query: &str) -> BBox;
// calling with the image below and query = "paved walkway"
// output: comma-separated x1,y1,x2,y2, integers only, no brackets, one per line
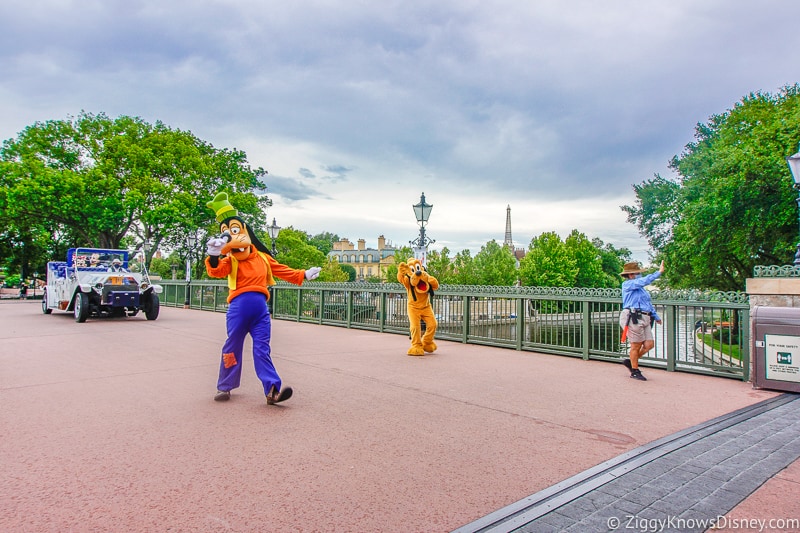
457,395,800,532
1,301,798,532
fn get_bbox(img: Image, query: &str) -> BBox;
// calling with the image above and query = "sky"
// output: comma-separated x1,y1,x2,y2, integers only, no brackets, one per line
2,0,799,264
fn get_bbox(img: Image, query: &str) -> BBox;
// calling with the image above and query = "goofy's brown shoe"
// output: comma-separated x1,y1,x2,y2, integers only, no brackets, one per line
266,386,293,405
214,390,231,402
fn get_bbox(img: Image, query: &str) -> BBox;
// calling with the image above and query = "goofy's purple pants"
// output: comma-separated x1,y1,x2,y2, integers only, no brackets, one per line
217,291,281,395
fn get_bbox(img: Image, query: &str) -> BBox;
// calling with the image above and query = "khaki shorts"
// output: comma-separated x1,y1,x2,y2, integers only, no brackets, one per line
619,309,653,344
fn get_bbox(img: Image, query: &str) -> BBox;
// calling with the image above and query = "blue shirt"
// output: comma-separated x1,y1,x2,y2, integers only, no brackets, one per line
621,271,661,322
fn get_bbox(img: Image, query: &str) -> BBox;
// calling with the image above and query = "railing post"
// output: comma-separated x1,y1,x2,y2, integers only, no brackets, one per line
379,292,386,332
347,290,353,328
296,286,302,320
462,295,470,344
666,304,677,372
516,297,524,351
740,307,750,382
581,300,590,360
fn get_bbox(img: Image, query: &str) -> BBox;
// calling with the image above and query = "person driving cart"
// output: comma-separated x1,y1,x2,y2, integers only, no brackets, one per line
107,258,127,272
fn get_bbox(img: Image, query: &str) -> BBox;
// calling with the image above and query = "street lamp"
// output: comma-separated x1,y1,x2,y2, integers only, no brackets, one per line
266,218,281,314
410,192,435,263
786,144,800,265
267,218,281,256
185,234,197,308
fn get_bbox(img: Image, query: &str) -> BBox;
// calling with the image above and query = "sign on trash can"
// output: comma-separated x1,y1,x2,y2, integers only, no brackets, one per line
752,306,800,392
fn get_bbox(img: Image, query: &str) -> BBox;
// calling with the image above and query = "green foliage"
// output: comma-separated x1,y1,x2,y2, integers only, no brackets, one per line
623,85,800,290
426,247,455,282
309,232,339,255
450,249,478,285
0,112,270,279
339,263,357,282
269,226,326,270
318,259,349,282
594,238,632,285
472,240,518,285
384,246,413,282
519,232,578,287
148,256,170,279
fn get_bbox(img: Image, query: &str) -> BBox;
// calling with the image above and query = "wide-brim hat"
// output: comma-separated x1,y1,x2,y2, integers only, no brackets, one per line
620,261,646,276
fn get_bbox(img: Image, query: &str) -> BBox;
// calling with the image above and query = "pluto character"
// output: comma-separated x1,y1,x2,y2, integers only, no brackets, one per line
397,257,439,356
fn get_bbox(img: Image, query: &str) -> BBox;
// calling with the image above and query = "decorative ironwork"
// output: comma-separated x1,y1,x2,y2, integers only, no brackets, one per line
753,264,800,278
293,281,748,303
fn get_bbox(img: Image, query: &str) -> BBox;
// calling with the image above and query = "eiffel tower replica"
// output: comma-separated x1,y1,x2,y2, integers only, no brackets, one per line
503,205,526,261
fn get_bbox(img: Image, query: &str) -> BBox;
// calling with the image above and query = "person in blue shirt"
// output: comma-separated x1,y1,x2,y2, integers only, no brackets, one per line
619,260,665,381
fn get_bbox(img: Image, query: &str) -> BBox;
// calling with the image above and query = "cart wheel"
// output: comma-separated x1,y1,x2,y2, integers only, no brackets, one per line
42,288,52,314
144,293,160,321
74,292,89,323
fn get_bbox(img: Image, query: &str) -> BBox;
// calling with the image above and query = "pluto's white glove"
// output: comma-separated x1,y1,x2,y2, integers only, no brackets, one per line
206,237,225,256
305,266,322,280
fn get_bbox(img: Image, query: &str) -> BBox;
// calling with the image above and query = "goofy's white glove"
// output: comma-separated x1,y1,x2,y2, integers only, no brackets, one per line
305,266,322,280
206,237,226,257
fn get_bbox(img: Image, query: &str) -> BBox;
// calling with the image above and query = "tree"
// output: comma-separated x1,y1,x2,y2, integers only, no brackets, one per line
593,238,632,286
384,246,413,283
269,227,326,270
623,85,800,290
0,112,270,277
450,249,477,285
564,230,627,288
518,232,577,287
319,259,349,282
339,263,357,282
472,240,518,285
309,232,340,255
426,247,455,283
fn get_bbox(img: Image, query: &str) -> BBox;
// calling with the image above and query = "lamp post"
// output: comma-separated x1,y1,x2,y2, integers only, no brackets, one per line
410,192,434,264
184,234,196,308
266,218,281,314
786,144,800,265
267,218,281,256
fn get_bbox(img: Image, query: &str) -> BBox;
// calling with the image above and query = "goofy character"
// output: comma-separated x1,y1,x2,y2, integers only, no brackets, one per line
205,192,321,404
397,257,439,356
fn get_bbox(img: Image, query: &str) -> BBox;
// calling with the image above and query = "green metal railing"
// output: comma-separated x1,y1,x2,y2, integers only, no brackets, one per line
158,280,751,381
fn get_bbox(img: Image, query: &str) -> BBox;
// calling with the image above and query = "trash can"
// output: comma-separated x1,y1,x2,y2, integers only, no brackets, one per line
752,306,800,392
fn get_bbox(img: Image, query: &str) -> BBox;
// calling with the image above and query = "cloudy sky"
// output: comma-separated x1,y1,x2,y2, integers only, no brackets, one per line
2,1,799,263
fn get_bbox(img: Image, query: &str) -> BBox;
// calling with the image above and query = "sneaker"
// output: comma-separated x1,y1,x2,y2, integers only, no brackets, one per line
214,390,231,401
630,369,647,381
622,358,632,371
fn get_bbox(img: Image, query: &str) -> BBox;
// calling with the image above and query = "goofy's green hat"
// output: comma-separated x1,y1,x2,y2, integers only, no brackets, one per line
207,192,238,223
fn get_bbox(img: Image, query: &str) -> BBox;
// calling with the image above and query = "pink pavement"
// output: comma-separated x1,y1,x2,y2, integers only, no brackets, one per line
0,301,791,532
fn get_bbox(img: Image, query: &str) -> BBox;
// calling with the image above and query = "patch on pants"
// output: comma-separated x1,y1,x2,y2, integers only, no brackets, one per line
223,352,238,369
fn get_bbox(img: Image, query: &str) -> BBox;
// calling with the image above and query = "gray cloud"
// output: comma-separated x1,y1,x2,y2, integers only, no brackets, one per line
1,0,799,261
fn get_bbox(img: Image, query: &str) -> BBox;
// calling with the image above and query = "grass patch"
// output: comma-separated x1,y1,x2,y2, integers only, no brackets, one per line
700,332,741,361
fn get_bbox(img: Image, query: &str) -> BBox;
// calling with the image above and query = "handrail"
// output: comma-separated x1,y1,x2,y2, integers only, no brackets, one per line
158,279,750,381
